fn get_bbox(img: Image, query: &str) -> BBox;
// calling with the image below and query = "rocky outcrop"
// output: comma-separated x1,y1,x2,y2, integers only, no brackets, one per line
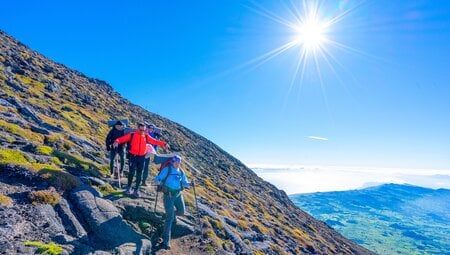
55,198,88,240
70,185,151,254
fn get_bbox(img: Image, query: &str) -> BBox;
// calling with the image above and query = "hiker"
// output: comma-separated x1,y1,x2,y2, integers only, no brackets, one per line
142,124,160,186
105,120,125,177
153,155,193,250
113,122,169,197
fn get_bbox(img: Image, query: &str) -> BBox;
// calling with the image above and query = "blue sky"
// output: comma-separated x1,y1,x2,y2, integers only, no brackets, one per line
2,0,450,169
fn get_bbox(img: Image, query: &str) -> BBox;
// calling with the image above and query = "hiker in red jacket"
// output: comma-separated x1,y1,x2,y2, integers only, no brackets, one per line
113,122,169,197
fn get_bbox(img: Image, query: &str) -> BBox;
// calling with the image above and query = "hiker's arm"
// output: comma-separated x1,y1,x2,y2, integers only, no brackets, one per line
113,133,131,147
146,135,168,148
105,130,113,150
181,170,191,188
153,167,169,185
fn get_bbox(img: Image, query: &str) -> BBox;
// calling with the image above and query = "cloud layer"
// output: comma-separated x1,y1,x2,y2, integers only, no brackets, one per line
251,166,450,194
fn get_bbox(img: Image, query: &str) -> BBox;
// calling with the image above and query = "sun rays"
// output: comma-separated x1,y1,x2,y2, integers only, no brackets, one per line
240,0,367,104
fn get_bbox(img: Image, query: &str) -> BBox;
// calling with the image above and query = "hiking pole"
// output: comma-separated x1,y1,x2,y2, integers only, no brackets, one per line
153,185,161,216
192,179,202,238
183,159,202,237
115,147,122,189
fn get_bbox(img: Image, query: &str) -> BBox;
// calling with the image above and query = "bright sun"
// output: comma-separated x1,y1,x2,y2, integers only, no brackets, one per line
295,19,327,50
241,0,360,92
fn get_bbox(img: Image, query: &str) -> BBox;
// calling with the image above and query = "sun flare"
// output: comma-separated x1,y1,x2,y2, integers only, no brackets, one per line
240,0,365,105
294,18,327,50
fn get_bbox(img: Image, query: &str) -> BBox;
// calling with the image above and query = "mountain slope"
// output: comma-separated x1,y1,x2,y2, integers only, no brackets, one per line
290,184,450,255
0,30,373,254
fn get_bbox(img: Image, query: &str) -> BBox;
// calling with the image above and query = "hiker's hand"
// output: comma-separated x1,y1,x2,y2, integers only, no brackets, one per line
113,142,118,148
165,143,170,150
190,180,195,187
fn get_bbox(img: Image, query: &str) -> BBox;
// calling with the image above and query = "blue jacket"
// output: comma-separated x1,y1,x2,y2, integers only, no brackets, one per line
153,165,190,191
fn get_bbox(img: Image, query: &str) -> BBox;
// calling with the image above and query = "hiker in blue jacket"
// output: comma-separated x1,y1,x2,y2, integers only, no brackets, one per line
153,155,192,250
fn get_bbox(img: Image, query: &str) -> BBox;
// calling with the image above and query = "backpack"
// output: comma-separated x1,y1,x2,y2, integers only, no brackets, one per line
157,164,185,192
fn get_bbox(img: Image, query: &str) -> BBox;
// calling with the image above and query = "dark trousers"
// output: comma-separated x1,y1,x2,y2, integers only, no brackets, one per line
128,154,146,189
142,157,151,185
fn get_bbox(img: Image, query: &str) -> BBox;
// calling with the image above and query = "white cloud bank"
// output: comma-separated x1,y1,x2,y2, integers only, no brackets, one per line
250,165,450,194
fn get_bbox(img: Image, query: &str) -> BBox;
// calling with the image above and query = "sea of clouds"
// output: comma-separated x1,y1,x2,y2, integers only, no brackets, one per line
250,165,450,194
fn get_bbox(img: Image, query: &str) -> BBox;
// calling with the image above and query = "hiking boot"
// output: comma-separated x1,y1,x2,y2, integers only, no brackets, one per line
125,187,132,195
141,182,148,187
133,190,141,198
162,244,171,250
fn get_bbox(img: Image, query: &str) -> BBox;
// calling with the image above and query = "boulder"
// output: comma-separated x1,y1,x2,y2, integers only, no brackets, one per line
30,124,51,135
70,185,151,253
55,198,88,240
45,82,59,93
35,204,66,234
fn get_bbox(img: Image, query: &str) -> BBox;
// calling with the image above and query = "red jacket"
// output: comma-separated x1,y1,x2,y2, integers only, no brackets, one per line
115,131,167,156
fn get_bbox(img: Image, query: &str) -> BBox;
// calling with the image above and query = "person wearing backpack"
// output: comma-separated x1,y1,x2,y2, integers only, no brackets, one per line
105,120,125,177
153,155,193,250
113,122,169,197
142,123,160,186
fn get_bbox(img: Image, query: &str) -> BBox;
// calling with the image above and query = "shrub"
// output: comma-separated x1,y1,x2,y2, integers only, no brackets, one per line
50,157,63,165
209,217,224,229
62,141,72,150
51,150,104,177
37,146,53,156
0,149,29,164
44,134,60,145
39,169,80,192
28,188,60,206
253,250,266,255
0,193,12,207
0,120,27,138
222,240,235,252
24,241,63,255
97,183,115,196
237,220,250,231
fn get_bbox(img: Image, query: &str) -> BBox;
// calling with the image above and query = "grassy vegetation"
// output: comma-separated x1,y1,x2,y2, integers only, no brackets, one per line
0,120,43,142
51,150,106,176
97,183,117,196
0,120,27,138
15,74,46,92
37,146,53,156
24,241,63,255
0,149,29,165
28,188,60,206
0,149,59,171
208,217,224,229
39,168,80,192
0,193,12,207
50,157,63,165
0,149,79,192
